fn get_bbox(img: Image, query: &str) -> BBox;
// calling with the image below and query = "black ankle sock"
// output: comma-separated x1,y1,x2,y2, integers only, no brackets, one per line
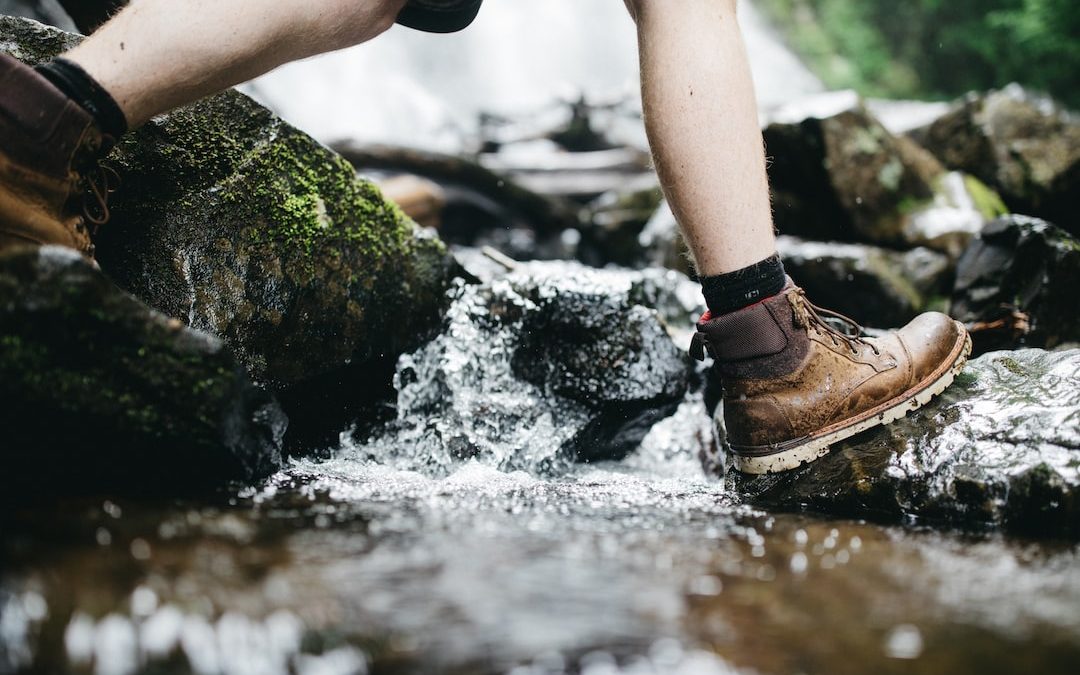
700,253,787,315
35,58,128,140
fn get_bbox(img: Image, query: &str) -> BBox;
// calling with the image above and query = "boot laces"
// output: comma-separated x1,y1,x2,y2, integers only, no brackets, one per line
788,288,880,356
80,162,121,234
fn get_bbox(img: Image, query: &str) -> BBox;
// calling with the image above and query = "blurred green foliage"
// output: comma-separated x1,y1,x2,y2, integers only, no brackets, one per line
757,0,1080,107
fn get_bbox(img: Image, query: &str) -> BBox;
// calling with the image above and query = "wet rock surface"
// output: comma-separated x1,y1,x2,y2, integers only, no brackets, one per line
913,85,1080,236
951,215,1080,354
351,261,692,474
94,93,456,389
0,247,285,498
729,349,1080,538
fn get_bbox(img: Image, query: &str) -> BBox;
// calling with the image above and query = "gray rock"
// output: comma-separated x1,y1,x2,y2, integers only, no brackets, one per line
764,91,1005,255
1,17,457,449
912,84,1080,237
0,1,75,31
0,247,286,498
952,215,1080,354
777,235,951,328
726,349,1080,537
353,261,692,475
580,184,664,267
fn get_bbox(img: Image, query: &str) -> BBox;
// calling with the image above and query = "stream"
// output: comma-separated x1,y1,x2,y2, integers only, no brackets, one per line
4,435,1080,674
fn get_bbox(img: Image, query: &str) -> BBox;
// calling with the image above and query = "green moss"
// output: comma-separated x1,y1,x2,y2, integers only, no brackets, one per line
994,356,1027,377
896,195,928,215
216,132,414,269
963,174,1009,220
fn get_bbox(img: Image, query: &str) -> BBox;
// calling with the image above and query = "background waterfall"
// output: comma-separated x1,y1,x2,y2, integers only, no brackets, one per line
242,0,822,151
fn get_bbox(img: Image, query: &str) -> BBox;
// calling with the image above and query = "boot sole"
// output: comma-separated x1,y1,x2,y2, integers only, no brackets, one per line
730,323,972,475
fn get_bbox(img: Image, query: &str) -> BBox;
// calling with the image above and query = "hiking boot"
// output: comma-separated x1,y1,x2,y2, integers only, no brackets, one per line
0,52,115,258
690,280,971,474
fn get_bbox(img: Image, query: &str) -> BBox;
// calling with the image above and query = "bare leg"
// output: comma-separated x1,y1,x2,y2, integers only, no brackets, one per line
63,0,407,128
626,0,775,276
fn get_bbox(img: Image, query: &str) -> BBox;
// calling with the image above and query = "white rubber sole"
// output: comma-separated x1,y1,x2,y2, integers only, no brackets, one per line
731,329,973,475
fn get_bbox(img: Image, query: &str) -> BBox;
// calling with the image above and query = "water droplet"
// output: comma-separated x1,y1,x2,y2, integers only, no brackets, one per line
790,552,808,574
131,587,158,617
885,624,924,659
103,501,122,519
130,539,151,560
21,592,47,622
689,575,723,596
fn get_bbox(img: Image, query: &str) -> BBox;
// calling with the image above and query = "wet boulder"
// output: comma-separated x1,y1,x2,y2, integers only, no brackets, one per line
764,91,1006,256
354,261,692,475
1,17,457,451
777,235,951,328
0,247,286,498
951,215,1080,354
579,184,665,268
727,349,1080,538
911,85,1080,237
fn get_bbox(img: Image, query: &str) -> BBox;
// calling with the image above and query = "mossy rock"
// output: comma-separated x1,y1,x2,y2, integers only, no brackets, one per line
1,17,456,448
94,91,456,390
912,85,1080,237
765,92,1004,255
0,247,285,498
727,349,1080,538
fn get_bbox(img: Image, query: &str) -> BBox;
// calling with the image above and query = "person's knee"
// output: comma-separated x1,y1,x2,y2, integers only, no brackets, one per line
314,0,408,48
623,0,737,24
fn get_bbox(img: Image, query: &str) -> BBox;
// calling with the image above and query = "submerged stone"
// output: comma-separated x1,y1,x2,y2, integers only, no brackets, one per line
952,215,1080,354
727,349,1080,538
1,17,457,450
353,261,692,475
912,84,1080,237
0,247,286,498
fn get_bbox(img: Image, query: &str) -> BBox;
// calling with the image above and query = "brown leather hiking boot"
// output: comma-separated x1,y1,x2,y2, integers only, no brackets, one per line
690,280,971,474
0,52,115,258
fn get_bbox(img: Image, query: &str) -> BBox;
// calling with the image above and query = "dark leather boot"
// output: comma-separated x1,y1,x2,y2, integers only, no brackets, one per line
0,52,115,258
691,280,971,474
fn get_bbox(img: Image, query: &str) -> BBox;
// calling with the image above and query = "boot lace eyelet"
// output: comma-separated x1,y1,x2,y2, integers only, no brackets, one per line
793,290,876,358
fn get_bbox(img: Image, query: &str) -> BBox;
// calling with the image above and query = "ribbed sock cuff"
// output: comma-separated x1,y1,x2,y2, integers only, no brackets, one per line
700,253,787,315
35,57,127,140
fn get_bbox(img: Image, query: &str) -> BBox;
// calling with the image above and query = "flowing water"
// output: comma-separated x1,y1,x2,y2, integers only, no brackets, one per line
4,429,1080,674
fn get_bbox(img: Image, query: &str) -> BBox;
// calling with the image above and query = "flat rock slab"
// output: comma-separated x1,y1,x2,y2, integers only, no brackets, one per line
728,348,1080,537
0,247,285,498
